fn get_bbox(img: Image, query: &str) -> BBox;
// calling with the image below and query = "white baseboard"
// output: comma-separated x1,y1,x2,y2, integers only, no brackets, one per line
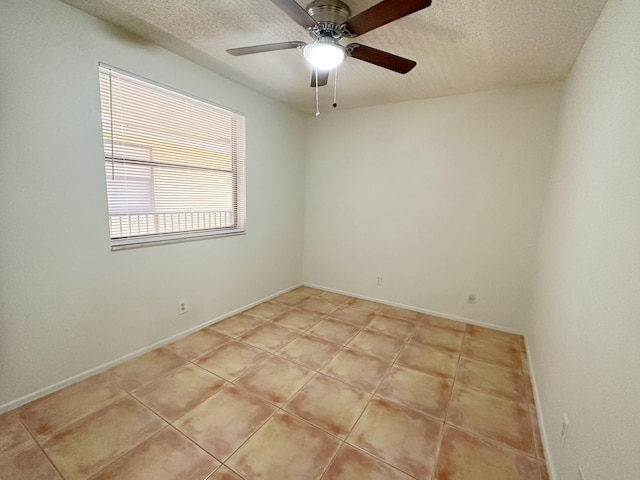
303,282,525,336
524,336,556,480
0,283,302,415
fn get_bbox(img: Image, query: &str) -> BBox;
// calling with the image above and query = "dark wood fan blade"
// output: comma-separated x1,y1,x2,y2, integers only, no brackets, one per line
310,70,329,87
347,43,416,73
269,0,318,29
227,41,306,56
343,0,431,36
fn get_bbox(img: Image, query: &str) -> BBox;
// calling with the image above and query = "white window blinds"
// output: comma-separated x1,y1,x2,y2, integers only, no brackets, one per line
98,65,246,248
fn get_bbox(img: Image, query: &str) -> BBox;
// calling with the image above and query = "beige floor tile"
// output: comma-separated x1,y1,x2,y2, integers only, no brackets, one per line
539,462,551,480
168,328,231,361
226,411,341,480
277,334,341,370
411,325,464,353
381,305,423,322
132,364,225,422
322,444,416,480
308,318,361,345
447,386,535,455
320,291,354,305
321,348,391,393
465,325,525,350
210,314,266,338
397,342,459,379
17,374,126,440
347,329,405,360
295,286,325,296
0,444,62,480
0,413,36,461
455,357,530,403
299,296,342,315
377,364,453,419
88,427,218,480
348,298,385,312
521,348,530,371
421,314,466,332
523,369,536,406
368,315,415,339
272,309,322,332
239,323,299,353
42,396,166,480
284,374,370,439
461,337,522,371
435,425,541,480
174,384,276,461
105,347,187,392
530,406,546,461
347,397,442,479
273,289,312,306
330,305,376,327
243,300,291,320
521,357,536,405
235,356,315,406
209,465,245,480
196,341,270,381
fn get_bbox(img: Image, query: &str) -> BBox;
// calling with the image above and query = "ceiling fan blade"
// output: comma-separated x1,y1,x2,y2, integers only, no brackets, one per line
269,0,318,29
347,43,416,74
342,0,432,36
226,41,306,56
310,70,329,87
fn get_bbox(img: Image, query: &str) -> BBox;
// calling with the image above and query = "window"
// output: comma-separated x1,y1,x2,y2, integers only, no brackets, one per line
98,65,246,249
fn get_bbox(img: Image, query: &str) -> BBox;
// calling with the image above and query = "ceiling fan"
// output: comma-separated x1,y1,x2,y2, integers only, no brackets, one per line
227,0,432,89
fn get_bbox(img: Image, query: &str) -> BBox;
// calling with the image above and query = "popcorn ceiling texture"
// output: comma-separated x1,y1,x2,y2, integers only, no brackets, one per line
62,0,607,112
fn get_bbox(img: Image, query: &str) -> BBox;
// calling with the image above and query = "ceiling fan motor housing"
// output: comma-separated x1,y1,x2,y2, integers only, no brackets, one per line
306,0,351,38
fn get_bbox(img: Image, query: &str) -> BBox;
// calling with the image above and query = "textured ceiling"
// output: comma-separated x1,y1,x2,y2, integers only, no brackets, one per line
62,0,607,114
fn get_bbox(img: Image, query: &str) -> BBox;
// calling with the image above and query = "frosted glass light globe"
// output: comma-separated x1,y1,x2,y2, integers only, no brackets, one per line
304,40,345,70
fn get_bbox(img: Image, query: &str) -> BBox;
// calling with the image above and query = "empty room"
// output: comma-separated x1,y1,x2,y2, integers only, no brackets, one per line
1,0,638,479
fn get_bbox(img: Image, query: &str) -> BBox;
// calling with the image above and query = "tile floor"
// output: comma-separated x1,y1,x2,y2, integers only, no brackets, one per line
0,287,549,480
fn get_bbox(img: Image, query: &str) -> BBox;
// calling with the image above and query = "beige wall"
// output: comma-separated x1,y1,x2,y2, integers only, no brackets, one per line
528,0,640,479
0,0,306,410
303,85,562,332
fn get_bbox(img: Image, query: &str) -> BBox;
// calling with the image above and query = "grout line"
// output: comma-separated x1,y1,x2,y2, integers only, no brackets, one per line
434,324,466,477
12,413,68,480
443,422,540,462
76,396,171,479
340,441,421,480
166,426,221,480
202,396,282,467
326,314,431,480
213,463,246,480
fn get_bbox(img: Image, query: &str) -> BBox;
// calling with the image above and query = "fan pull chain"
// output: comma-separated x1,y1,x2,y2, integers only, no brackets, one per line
333,66,338,108
314,68,320,117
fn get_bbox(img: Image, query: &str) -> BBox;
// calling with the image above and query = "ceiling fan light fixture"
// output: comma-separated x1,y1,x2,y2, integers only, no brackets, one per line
303,37,345,70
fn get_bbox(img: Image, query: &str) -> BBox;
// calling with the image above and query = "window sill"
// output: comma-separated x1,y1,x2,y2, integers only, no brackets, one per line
110,229,246,251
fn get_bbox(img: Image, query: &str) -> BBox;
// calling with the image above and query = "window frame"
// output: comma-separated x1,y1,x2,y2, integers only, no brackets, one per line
98,64,246,250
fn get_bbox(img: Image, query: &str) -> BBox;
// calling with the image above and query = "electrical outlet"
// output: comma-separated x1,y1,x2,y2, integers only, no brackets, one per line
561,413,570,445
467,293,477,304
577,466,587,480
178,300,188,315
376,275,383,285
